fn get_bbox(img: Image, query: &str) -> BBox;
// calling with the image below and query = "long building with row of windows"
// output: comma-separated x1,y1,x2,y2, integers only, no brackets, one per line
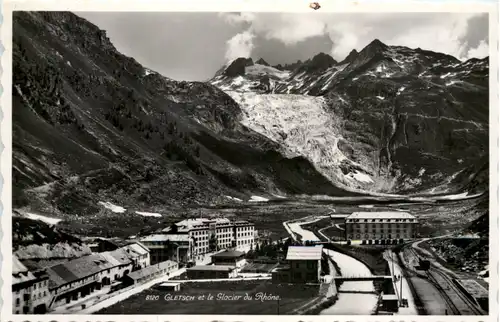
11,241,175,314
140,217,256,264
344,211,418,242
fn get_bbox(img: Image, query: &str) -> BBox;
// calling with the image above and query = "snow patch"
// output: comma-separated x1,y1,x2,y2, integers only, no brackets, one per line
25,213,62,225
135,211,162,218
98,201,126,213
346,171,374,184
249,195,269,202
245,64,290,80
144,68,156,76
225,195,243,202
418,168,426,176
440,72,456,79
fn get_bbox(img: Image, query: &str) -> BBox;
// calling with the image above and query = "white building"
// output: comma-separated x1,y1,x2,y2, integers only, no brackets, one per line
171,218,255,256
345,212,418,242
144,217,255,259
121,242,150,269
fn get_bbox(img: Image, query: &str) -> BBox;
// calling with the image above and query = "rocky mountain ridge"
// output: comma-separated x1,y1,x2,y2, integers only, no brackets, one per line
13,11,358,227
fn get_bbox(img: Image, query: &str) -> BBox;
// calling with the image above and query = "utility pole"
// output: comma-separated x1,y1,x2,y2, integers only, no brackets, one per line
400,274,403,306
391,251,395,280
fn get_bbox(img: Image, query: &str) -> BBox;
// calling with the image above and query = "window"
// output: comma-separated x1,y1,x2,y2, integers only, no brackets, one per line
16,298,20,306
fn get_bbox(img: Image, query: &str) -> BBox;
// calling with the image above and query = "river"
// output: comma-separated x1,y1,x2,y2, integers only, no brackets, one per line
320,249,378,315
285,217,379,315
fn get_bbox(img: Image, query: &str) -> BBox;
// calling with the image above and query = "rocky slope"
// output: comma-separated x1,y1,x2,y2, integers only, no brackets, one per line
210,40,489,195
12,11,358,230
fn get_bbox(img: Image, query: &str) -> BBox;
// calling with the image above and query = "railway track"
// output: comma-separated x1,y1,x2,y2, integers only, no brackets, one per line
427,269,483,315
403,244,483,315
426,270,461,315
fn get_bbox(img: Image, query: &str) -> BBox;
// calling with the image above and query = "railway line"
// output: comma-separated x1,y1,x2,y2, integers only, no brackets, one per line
401,243,484,315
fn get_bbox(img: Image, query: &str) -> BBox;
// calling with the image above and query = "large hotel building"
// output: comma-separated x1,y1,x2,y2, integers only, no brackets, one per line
141,218,255,264
345,212,418,242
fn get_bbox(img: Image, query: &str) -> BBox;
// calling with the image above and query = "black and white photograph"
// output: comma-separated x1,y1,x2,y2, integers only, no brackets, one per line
3,3,497,318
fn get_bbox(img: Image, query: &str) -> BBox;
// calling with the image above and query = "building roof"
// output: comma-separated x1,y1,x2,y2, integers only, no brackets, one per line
121,242,150,257
175,217,233,231
46,253,115,288
101,238,132,248
286,246,323,261
126,260,177,281
187,265,236,272
102,248,132,266
346,212,416,220
141,234,191,243
211,250,245,259
12,256,37,285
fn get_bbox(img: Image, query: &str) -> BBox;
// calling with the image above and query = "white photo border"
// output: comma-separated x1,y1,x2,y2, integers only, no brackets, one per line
1,1,498,322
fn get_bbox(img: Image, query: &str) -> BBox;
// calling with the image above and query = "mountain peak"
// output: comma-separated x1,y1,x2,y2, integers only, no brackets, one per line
255,58,270,66
224,57,254,77
300,52,337,72
363,39,388,53
339,49,359,65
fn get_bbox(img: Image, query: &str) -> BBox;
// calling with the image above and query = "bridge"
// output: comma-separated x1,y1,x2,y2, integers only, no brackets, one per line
333,275,393,282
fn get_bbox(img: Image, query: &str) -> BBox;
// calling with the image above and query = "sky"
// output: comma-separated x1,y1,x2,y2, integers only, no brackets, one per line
77,12,489,81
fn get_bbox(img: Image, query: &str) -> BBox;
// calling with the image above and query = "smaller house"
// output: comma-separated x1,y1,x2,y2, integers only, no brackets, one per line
186,265,237,279
272,245,323,284
124,260,178,285
121,242,151,270
380,294,399,312
101,248,134,280
211,250,246,268
157,282,181,291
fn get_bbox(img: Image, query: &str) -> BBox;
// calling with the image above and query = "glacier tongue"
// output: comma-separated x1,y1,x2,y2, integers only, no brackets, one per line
226,91,373,189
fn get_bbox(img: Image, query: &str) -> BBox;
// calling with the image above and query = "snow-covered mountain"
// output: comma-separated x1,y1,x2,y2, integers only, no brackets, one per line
210,40,489,194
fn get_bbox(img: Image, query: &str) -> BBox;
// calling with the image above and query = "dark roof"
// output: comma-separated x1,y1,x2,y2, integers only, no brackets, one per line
46,254,115,288
187,265,236,272
99,238,128,247
211,250,245,259
127,260,177,281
